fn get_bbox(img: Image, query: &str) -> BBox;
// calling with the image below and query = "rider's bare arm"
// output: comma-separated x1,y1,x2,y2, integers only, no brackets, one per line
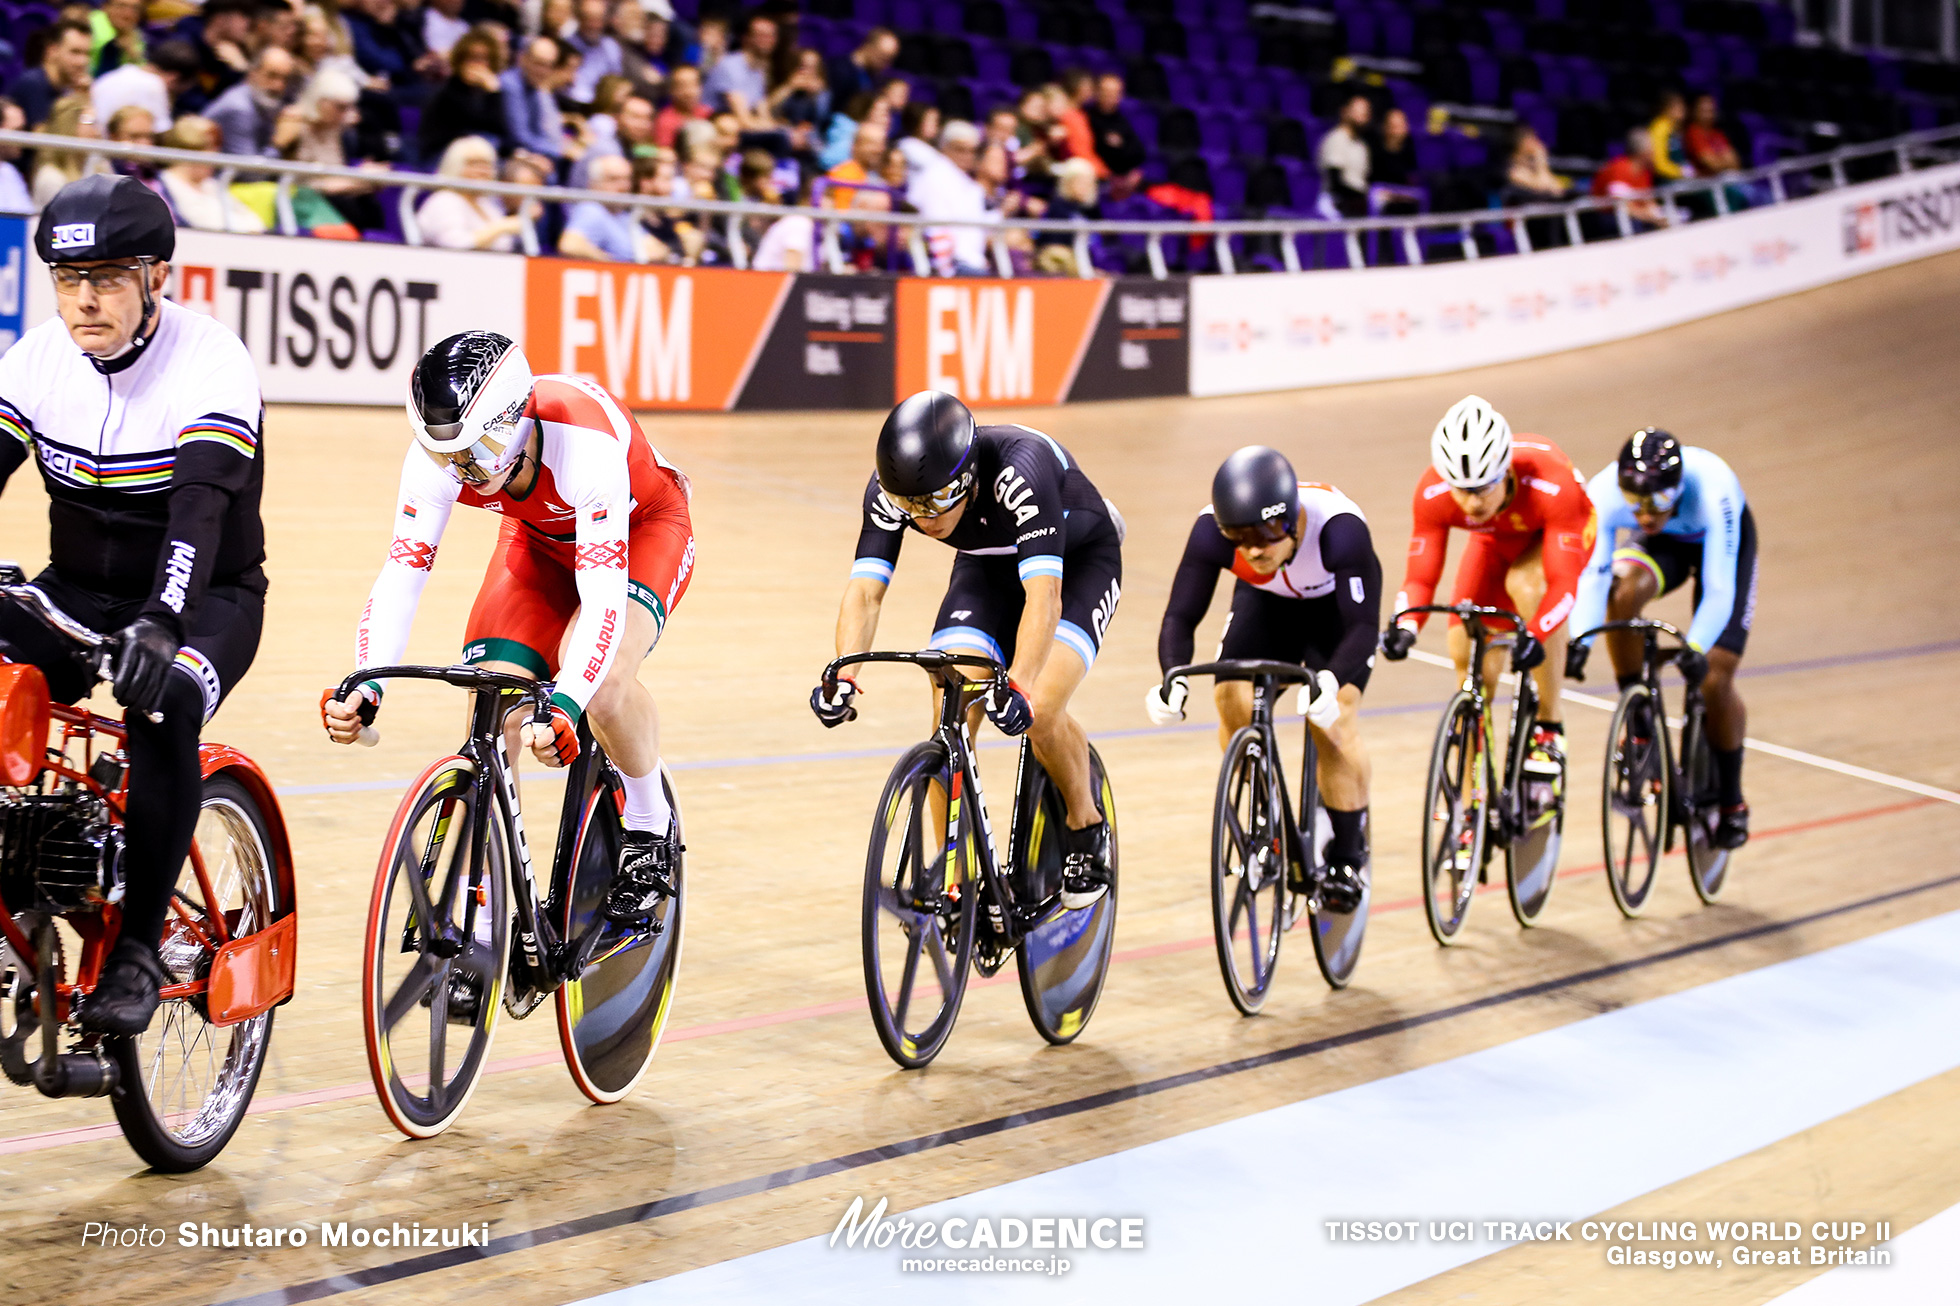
835,576,887,657
1008,574,1063,689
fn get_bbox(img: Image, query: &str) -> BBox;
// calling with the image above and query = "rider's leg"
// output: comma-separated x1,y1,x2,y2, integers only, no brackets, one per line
1027,642,1100,829
1503,541,1563,725
1702,645,1745,778
1214,680,1253,750
1313,682,1371,876
1604,556,1660,685
577,604,666,831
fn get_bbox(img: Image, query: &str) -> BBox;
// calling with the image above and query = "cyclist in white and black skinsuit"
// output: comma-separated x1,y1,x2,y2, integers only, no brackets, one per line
0,176,266,1034
1148,447,1380,908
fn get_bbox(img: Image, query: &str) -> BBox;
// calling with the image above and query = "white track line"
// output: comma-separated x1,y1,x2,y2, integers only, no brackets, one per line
1405,649,1960,807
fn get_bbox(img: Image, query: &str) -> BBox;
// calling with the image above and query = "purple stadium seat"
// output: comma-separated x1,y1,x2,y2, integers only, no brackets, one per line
1463,47,1499,104
1128,104,1157,150
853,0,890,23
1276,81,1312,118
1533,53,1570,99
1762,2,1795,45
1005,7,1037,41
1164,64,1200,103
1186,29,1220,69
1216,0,1249,28
1484,10,1526,55
801,15,833,44
1717,36,1756,80
1569,57,1608,102
1378,4,1414,58
1173,0,1205,25
928,0,962,32
1388,78,1429,124
1197,109,1236,155
973,42,1010,81
1201,72,1240,106
1339,4,1379,55
1113,18,1144,56
1534,0,1564,19
1449,130,1488,171
1239,79,1274,115
891,0,924,31
1232,116,1266,156
1224,34,1258,72
1212,163,1246,213
1414,132,1450,173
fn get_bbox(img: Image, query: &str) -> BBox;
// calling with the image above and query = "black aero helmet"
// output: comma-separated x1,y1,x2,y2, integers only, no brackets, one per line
1210,445,1300,546
1617,428,1684,509
876,390,977,516
35,173,175,265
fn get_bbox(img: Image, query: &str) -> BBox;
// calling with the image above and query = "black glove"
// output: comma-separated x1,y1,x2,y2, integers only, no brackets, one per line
1676,646,1708,685
1381,625,1417,661
1564,641,1590,682
809,676,857,728
985,679,1032,735
1511,631,1545,672
114,617,181,714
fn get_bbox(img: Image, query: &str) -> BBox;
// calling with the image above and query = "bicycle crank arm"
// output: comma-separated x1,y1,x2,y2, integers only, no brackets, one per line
32,1045,119,1098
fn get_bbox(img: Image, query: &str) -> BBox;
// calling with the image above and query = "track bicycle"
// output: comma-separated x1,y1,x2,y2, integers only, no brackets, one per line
1576,618,1732,914
822,650,1119,1070
0,565,296,1172
1162,659,1369,1011
336,664,684,1138
1393,603,1564,945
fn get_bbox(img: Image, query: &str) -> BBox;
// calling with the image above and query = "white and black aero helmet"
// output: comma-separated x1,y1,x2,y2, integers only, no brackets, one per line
409,331,535,486
1430,394,1513,490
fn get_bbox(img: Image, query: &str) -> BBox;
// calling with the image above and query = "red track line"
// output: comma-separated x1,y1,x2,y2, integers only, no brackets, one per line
0,796,1940,1158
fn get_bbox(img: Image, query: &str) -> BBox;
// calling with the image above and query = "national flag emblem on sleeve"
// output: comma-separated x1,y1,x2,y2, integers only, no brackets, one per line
592,507,608,523
402,504,417,518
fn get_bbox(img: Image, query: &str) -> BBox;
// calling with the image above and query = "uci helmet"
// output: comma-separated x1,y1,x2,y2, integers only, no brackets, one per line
876,390,977,518
409,332,535,486
1210,446,1300,547
1430,394,1513,490
1617,427,1684,513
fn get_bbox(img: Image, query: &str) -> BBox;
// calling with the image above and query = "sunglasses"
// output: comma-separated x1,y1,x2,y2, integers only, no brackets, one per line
1219,518,1290,548
1621,484,1682,515
885,471,972,520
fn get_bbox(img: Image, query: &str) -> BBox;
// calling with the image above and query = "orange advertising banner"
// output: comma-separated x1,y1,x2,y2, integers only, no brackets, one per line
894,278,1109,407
524,260,791,410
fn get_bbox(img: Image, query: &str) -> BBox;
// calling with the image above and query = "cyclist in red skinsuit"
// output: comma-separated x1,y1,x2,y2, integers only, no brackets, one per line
1384,396,1596,778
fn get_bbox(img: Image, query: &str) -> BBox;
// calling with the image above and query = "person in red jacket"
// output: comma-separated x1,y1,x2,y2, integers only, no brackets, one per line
1382,395,1596,783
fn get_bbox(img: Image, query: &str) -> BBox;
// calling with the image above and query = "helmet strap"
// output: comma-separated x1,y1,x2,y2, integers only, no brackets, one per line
133,258,158,349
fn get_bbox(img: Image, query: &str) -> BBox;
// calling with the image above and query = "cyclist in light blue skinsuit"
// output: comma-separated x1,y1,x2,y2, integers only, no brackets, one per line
1566,429,1758,849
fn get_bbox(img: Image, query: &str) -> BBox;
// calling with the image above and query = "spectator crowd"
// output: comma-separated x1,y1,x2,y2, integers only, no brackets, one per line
0,0,1767,271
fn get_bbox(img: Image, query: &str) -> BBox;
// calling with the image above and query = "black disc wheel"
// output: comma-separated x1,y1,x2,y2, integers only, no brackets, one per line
1422,692,1488,946
1679,709,1732,904
362,758,512,1138
1210,727,1287,1014
1603,686,1668,918
1503,706,1562,928
556,764,685,1103
110,775,281,1172
862,741,976,1069
1014,742,1120,1043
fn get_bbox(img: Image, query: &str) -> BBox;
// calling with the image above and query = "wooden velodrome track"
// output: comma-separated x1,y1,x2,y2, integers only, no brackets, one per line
2,250,1958,1306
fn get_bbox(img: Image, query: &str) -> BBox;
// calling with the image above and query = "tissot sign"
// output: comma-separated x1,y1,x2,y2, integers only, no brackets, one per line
22,229,525,404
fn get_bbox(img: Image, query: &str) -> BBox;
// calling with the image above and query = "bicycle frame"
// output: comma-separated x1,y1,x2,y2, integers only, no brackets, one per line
1164,659,1317,880
1575,618,1696,846
823,650,1059,946
1393,603,1538,836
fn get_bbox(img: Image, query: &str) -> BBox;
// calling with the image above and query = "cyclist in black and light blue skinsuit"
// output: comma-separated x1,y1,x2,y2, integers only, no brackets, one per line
1567,429,1757,848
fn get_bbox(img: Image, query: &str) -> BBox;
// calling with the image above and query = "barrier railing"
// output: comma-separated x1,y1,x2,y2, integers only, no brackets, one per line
6,123,1957,279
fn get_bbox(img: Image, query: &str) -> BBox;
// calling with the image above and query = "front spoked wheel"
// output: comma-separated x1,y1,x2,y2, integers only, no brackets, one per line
863,742,975,1069
1211,727,1287,1014
1503,700,1561,927
1422,692,1487,946
362,757,512,1138
556,763,685,1103
1015,743,1119,1044
1603,686,1667,917
1679,708,1731,904
110,775,281,1172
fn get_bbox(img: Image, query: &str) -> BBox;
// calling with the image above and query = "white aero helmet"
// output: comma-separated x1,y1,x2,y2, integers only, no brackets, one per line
408,331,536,486
1430,394,1513,490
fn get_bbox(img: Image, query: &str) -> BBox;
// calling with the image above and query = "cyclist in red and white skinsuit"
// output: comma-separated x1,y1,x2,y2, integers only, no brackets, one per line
324,332,694,923
1381,395,1595,782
